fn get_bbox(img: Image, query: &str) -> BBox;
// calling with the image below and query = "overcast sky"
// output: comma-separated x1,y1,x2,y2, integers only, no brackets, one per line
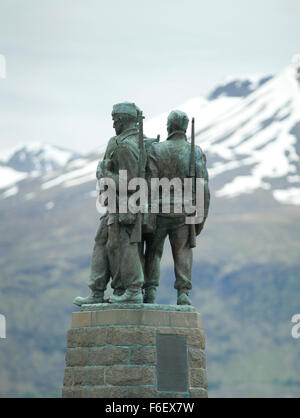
0,0,299,153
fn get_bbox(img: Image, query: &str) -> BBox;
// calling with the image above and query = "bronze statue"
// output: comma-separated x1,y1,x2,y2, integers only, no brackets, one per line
143,110,210,305
74,103,145,305
74,105,210,307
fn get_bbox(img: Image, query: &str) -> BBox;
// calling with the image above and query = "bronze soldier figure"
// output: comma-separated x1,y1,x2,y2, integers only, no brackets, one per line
74,103,147,306
103,102,148,303
143,110,210,305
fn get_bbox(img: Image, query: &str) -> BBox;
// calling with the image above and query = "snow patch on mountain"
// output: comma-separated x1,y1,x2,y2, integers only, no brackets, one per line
273,188,300,205
2,186,19,199
41,160,97,190
45,201,55,210
24,192,36,200
0,166,27,190
288,175,300,183
216,175,271,198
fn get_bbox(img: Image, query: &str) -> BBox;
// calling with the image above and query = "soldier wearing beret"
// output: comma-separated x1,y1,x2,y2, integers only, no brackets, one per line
74,102,147,305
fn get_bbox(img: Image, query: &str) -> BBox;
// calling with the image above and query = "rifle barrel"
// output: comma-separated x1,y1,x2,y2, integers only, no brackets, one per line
130,112,145,243
189,117,196,248
190,117,195,177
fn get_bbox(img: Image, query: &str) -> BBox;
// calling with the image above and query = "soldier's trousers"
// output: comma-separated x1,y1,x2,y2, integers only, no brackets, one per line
107,223,144,291
88,214,122,293
144,216,192,292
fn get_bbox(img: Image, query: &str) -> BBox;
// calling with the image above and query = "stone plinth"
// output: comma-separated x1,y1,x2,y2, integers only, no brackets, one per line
62,304,207,398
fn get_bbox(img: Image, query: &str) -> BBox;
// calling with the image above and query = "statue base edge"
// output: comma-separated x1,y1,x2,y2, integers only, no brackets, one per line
80,302,198,313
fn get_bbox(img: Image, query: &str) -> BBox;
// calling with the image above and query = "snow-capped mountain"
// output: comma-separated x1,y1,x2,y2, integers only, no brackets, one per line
199,64,300,205
0,142,83,193
1,60,300,206
0,142,82,174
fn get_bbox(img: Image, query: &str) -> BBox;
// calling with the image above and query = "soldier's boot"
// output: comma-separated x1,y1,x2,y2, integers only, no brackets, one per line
113,288,125,296
177,289,192,306
73,291,105,307
143,287,157,304
109,288,143,304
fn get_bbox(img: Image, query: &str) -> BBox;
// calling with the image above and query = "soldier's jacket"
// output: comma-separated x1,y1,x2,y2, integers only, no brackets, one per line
98,128,138,183
97,128,158,225
146,131,210,218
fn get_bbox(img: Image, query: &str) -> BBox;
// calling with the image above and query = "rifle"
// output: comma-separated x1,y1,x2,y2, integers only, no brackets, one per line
130,111,145,243
189,117,196,248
